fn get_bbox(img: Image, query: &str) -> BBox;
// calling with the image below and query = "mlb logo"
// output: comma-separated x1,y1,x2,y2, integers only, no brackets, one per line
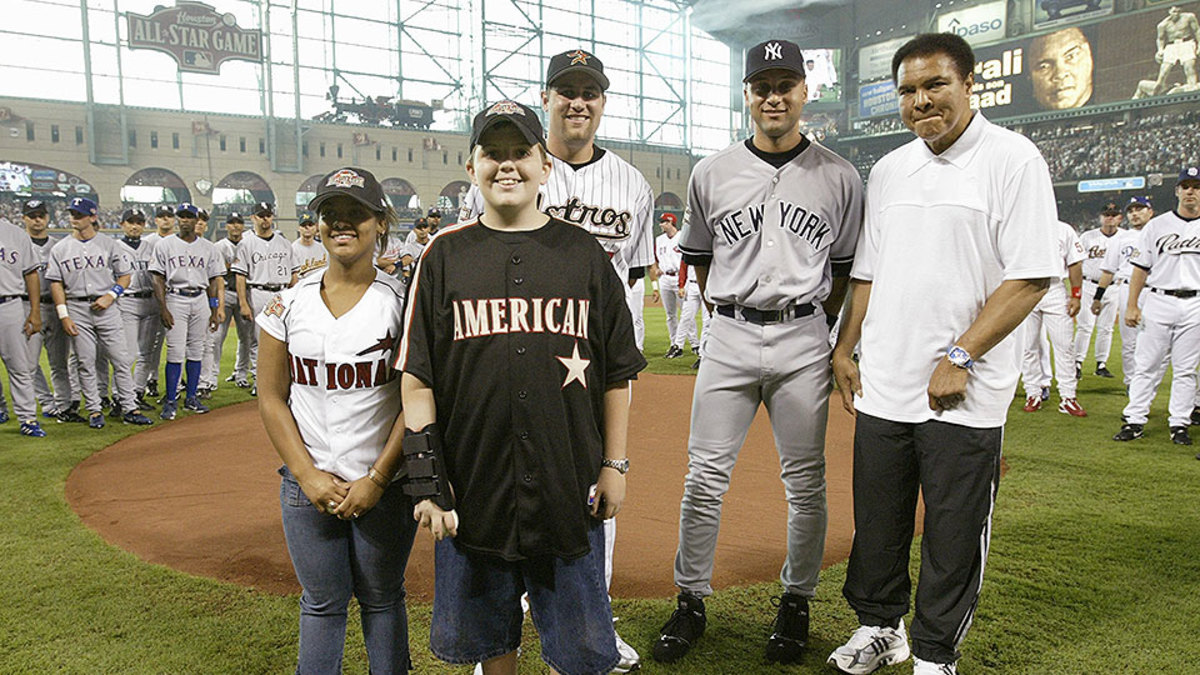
326,169,365,189
184,51,214,69
488,101,523,117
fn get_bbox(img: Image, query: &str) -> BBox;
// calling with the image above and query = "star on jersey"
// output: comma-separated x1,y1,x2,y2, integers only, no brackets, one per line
556,340,591,389
356,330,396,357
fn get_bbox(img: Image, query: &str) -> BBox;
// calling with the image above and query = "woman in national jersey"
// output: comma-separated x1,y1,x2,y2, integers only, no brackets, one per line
258,167,416,674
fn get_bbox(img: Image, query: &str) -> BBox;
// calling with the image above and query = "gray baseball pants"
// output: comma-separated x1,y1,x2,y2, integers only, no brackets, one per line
0,299,37,421
165,293,210,363
65,299,135,415
209,289,253,384
25,300,76,412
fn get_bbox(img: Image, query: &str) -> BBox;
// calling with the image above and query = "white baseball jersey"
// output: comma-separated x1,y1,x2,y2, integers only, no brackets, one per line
148,234,222,289
1038,221,1086,306
1079,227,1120,282
656,232,682,277
117,236,157,294
1099,227,1140,282
1130,211,1200,288
256,269,405,480
231,233,297,286
460,148,656,282
679,138,863,310
0,223,37,294
45,233,133,296
292,239,328,279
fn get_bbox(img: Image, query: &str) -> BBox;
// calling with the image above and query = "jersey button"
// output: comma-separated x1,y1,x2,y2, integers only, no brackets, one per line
514,277,524,285
523,473,533,483
519,431,529,440
516,346,526,355
511,255,522,265
518,390,528,400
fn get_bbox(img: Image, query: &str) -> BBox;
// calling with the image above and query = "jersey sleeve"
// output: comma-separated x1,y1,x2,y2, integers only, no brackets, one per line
44,246,63,283
230,240,248,276
108,238,133,277
1066,227,1086,268
256,289,292,343
995,155,1059,280
458,185,484,222
829,167,865,277
597,245,648,384
395,238,439,386
207,242,224,280
850,163,885,282
1130,224,1156,271
148,239,168,276
622,181,656,271
678,169,714,265
17,233,36,276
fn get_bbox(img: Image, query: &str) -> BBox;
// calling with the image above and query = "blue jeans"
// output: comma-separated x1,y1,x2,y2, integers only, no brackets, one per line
430,519,618,675
279,466,418,675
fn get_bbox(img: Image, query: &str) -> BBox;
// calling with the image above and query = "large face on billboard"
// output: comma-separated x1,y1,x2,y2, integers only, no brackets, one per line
1030,27,1094,109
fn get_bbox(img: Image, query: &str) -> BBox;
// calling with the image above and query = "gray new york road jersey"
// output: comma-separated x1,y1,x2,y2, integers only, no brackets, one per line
0,223,38,294
45,233,133,296
148,234,222,289
230,233,297,285
679,140,863,310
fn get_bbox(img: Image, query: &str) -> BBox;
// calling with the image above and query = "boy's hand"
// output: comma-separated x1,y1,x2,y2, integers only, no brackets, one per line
414,499,459,540
592,468,625,519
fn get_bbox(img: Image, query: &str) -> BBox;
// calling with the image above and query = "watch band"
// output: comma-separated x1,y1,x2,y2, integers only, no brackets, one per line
601,457,630,474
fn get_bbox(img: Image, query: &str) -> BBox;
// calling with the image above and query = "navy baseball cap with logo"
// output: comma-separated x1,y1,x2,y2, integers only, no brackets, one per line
546,49,610,91
226,212,244,224
744,39,806,82
254,201,275,216
470,100,546,151
1179,166,1200,185
1100,201,1121,215
197,208,210,220
176,202,199,217
308,167,389,213
22,199,47,216
68,197,98,216
121,208,146,222
1127,196,1152,209
298,214,316,226
155,205,175,218
427,207,441,217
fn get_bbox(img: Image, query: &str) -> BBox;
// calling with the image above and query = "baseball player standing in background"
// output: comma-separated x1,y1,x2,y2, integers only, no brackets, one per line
655,39,863,666
140,205,177,400
45,197,153,429
1113,168,1200,448
149,203,224,420
1074,202,1123,380
0,205,45,437
828,34,1057,675
654,213,684,357
22,200,80,422
113,208,160,412
1092,196,1156,388
258,167,417,674
292,216,328,279
232,202,297,396
1021,221,1087,416
212,213,254,391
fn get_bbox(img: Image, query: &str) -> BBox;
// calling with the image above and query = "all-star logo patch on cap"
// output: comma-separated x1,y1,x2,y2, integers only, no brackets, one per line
308,167,389,213
470,100,546,151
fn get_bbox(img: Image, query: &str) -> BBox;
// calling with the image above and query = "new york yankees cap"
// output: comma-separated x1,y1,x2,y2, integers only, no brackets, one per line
1126,195,1152,209
744,39,806,82
1100,201,1121,215
176,202,199,217
155,205,175,218
254,201,275,216
121,208,146,222
470,100,546,151
307,167,389,213
21,199,47,216
67,197,98,216
546,49,610,91
1178,166,1200,185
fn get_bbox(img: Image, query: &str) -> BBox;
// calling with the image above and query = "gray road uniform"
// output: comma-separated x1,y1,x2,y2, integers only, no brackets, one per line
45,233,137,416
149,234,223,363
99,235,159,397
674,136,864,598
140,231,168,387
0,223,40,422
230,233,297,376
23,234,75,413
209,237,253,384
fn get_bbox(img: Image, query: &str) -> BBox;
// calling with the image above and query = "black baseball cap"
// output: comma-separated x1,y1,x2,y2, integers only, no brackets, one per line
226,212,244,224
155,205,174,218
744,39,806,82
546,49,609,91
470,100,546,151
254,201,275,216
427,207,441,217
298,215,316,226
413,216,430,229
197,208,209,220
21,199,47,216
121,208,146,222
1179,166,1200,185
307,167,389,213
1101,201,1121,215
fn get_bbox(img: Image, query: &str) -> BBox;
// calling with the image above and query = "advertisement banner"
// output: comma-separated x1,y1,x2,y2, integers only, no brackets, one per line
126,1,263,75
858,80,900,118
937,1,1009,46
1033,0,1114,30
858,36,912,83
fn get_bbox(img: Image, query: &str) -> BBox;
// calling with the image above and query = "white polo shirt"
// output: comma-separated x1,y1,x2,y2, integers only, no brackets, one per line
257,269,405,480
852,113,1060,428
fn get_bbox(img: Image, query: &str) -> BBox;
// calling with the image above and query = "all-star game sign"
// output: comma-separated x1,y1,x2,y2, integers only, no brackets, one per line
126,1,262,75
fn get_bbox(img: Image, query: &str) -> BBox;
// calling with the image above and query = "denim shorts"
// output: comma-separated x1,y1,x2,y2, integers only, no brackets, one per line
430,519,618,675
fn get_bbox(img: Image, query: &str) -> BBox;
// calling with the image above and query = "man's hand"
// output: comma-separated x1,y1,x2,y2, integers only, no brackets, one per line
928,358,970,411
61,316,79,337
1090,299,1102,316
91,294,114,311
1125,305,1141,327
592,467,625,519
831,350,861,416
23,313,41,337
1067,296,1081,318
414,500,459,541
239,304,253,321
160,308,175,330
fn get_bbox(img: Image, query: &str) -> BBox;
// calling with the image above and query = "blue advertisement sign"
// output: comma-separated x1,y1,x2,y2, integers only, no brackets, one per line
858,80,899,119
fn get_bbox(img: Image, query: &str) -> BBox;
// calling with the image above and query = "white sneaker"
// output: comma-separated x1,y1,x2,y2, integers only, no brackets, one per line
912,656,957,674
826,620,911,674
612,628,641,673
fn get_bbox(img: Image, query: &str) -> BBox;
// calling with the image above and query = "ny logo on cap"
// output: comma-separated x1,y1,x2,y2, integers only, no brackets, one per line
568,49,591,65
764,42,784,60
326,170,365,189
487,101,524,117
26,200,42,209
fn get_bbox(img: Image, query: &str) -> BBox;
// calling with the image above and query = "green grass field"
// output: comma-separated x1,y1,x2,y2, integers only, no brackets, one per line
1,307,1198,673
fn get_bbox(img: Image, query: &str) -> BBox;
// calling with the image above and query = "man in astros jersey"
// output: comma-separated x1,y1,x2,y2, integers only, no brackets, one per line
232,201,298,396
656,39,863,666
1020,221,1087,417
149,202,225,421
45,197,153,429
0,201,45,437
1074,201,1123,380
1113,168,1200,448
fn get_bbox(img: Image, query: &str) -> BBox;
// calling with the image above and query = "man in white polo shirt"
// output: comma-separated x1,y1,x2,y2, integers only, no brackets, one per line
827,33,1058,675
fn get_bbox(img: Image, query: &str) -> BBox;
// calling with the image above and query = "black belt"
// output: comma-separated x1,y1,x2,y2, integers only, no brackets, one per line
249,283,284,291
38,294,52,303
0,295,21,304
1149,287,1199,299
167,288,205,297
68,295,102,302
124,291,153,298
1086,276,1102,284
716,303,817,325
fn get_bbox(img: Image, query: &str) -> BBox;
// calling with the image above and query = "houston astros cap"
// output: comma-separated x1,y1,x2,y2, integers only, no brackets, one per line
176,202,199,217
1100,201,1121,215
254,201,275,216
21,199,47,216
470,100,546,151
155,205,174,218
121,208,146,222
308,167,389,213
1179,166,1200,185
546,49,610,91
413,216,429,229
67,197,98,216
744,39,806,82
225,212,244,224
1127,196,1152,209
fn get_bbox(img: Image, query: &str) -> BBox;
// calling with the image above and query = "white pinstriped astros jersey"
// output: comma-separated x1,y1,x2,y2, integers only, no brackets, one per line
1078,227,1120,282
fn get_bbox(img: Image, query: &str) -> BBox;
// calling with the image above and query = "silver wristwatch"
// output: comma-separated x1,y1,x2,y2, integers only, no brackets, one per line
601,457,630,474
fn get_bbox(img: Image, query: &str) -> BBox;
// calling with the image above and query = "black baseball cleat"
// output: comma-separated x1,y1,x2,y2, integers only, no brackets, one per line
88,412,106,430
108,402,124,420
1170,426,1192,446
100,396,112,412
691,358,701,370
1075,363,1082,380
56,410,87,424
653,593,706,663
1191,407,1200,426
146,381,160,398
1095,365,1114,378
1113,423,1144,442
765,593,809,664
664,345,683,359
122,411,154,426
